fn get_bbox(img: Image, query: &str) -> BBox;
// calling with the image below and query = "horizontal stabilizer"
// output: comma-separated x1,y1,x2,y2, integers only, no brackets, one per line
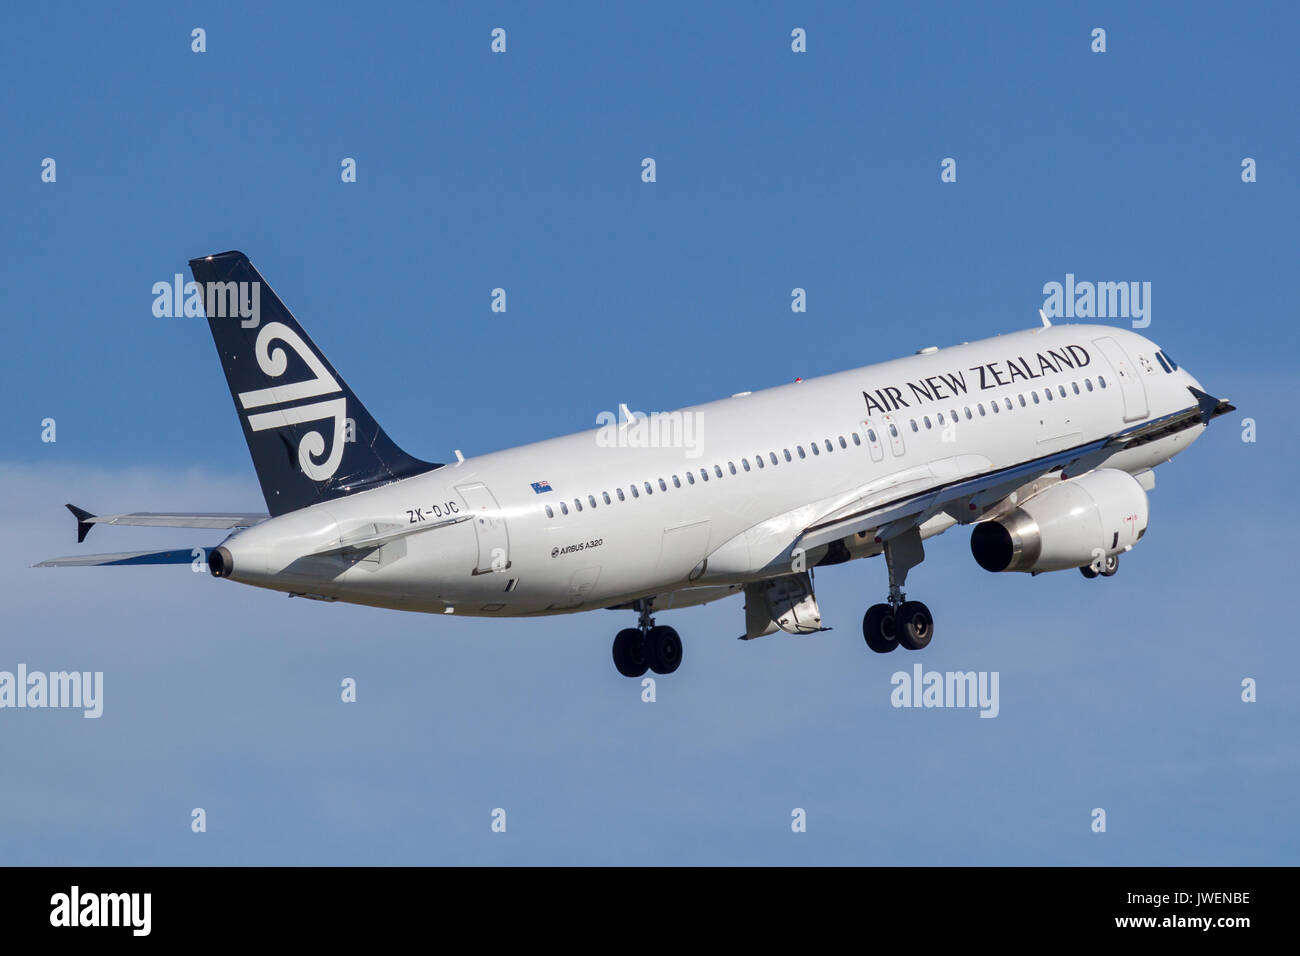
65,503,267,541
36,548,211,568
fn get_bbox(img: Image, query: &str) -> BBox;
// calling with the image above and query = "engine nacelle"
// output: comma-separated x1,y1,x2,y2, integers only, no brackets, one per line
742,572,823,638
970,468,1148,573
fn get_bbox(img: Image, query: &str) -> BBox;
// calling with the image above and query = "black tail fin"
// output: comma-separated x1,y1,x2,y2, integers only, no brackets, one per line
189,250,439,517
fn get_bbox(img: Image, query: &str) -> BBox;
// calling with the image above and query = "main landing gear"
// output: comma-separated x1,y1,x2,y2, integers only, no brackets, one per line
613,600,682,677
862,527,934,654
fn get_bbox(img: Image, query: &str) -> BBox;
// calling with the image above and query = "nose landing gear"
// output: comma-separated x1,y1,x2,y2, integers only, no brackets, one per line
1079,552,1119,579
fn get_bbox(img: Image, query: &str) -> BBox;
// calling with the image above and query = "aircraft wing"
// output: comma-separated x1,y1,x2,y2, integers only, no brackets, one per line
797,392,1228,554
795,436,1115,553
63,504,268,542
1101,387,1233,451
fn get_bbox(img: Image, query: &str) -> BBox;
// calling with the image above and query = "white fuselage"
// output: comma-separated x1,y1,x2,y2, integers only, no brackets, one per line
216,324,1206,616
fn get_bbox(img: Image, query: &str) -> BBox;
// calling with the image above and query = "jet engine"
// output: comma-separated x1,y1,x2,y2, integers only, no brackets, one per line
970,468,1148,574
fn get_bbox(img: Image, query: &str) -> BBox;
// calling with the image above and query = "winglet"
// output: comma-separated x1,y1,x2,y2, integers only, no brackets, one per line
66,504,95,543
1188,386,1236,424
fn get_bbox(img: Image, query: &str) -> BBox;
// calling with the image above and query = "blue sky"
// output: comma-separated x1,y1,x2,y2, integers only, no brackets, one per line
1,2,1295,864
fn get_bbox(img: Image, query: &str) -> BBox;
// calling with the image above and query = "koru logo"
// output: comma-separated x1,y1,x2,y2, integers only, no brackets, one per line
551,547,559,558
236,322,348,481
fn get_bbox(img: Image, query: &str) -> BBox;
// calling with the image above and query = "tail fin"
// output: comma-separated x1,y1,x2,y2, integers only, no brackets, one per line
189,251,439,517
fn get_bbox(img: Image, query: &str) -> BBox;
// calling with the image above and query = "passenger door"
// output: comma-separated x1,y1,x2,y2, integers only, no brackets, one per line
1093,336,1149,422
456,482,511,575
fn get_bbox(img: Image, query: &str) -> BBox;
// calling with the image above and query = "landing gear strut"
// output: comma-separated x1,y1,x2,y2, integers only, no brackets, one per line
862,527,934,654
612,600,682,677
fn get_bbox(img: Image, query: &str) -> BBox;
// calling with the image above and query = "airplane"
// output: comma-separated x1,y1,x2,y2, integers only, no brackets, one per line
39,250,1234,677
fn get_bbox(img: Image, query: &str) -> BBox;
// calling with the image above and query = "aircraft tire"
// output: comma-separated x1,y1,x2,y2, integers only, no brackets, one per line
612,628,649,678
862,603,898,653
896,601,934,651
645,625,683,675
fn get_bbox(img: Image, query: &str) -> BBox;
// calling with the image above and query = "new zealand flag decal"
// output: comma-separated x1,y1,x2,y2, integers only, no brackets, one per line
530,480,552,494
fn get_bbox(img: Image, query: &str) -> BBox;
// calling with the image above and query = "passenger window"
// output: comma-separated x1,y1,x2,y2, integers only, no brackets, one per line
867,429,877,442
937,412,945,425
1004,397,1013,410
630,485,639,498
978,404,986,416
588,495,597,508
644,481,653,495
797,446,806,459
909,420,919,432
990,402,998,414
1085,379,1093,391
742,458,751,472
964,408,972,420
714,464,724,477
602,492,611,505
574,498,582,512
950,409,959,422
1045,389,1053,401
825,439,834,452
560,501,569,515
1072,382,1080,395
686,471,695,484
672,475,681,488
1018,394,1026,407
770,451,780,464
811,443,820,455
701,469,709,481
888,425,898,438
1058,385,1067,398
728,461,737,474
545,505,554,519
1032,392,1040,404
755,456,764,469
852,434,861,446
924,416,932,429
657,478,666,491
838,436,847,449
783,449,792,462
1099,376,1107,388
616,488,625,501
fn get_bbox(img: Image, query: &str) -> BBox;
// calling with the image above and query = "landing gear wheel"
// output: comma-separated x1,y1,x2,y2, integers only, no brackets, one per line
644,625,682,675
1099,553,1119,577
612,628,648,678
862,603,898,654
896,601,934,651
1079,564,1099,579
